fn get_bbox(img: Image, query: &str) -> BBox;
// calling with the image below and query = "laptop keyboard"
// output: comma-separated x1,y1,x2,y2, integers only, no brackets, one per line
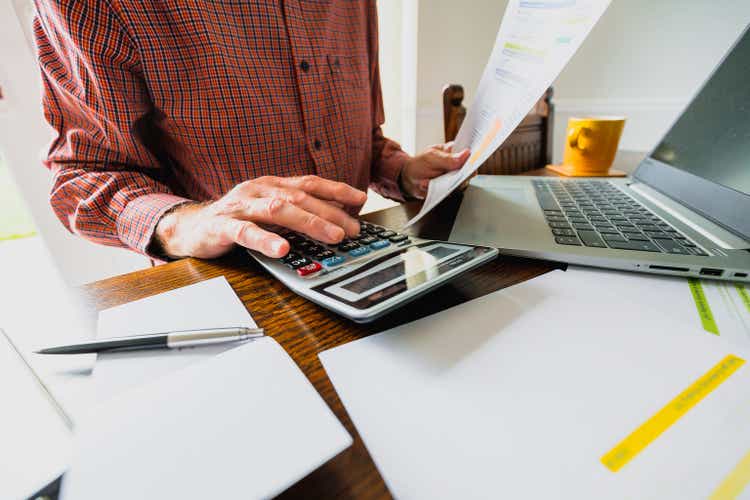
532,179,708,256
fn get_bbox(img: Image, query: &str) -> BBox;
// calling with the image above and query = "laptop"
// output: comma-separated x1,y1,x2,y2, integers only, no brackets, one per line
449,26,750,283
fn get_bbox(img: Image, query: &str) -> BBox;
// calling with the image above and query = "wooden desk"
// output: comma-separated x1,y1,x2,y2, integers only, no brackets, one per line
78,190,562,499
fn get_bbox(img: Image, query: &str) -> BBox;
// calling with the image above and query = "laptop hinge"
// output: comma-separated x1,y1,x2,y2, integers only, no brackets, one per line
628,182,750,250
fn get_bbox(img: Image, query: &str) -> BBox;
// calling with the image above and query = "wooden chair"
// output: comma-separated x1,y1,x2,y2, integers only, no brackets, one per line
442,85,554,175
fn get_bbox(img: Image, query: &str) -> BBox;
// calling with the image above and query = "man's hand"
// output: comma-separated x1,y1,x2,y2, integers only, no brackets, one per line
399,142,471,199
154,176,367,259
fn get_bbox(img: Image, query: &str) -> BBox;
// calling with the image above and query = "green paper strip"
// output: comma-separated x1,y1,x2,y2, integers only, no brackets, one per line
688,278,719,335
736,283,750,314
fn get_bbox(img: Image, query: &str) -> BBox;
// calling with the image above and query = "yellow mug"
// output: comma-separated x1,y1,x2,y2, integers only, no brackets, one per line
561,116,625,175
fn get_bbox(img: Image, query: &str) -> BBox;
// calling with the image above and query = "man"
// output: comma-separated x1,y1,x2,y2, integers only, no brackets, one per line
33,1,469,260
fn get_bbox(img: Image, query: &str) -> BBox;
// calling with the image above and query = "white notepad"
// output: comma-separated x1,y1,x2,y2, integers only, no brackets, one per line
320,268,750,499
62,337,352,499
92,276,256,400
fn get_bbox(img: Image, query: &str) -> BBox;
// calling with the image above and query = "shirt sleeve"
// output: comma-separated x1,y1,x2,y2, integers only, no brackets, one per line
366,1,411,202
33,0,190,255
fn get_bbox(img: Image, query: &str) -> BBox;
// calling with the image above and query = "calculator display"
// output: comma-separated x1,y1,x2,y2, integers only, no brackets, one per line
341,246,461,295
314,244,495,309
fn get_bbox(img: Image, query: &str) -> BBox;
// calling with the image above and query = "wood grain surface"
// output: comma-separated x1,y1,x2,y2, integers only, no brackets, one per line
79,192,561,499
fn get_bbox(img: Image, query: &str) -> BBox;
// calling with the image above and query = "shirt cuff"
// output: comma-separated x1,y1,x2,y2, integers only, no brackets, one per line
371,147,410,202
116,193,191,256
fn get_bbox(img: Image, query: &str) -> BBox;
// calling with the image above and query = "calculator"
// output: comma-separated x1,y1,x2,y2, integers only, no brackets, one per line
248,220,498,322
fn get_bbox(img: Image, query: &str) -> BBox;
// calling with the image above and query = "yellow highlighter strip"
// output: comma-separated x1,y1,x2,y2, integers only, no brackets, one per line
711,448,750,500
601,355,745,473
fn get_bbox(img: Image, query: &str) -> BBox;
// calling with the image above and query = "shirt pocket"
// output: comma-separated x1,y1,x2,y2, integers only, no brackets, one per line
327,54,367,89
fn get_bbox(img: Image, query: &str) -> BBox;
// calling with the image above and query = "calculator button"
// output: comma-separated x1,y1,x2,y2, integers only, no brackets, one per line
379,230,396,238
349,246,371,257
321,255,346,267
339,242,360,252
370,240,390,250
314,250,335,260
359,236,378,245
302,244,325,255
281,252,301,264
296,262,322,277
368,226,386,234
388,234,408,243
287,257,311,269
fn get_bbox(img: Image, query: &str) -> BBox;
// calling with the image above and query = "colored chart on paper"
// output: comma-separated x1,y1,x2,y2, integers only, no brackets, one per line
467,119,503,166
601,355,745,473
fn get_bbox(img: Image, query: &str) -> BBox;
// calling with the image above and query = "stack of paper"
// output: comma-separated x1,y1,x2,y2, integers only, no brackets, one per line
320,267,750,499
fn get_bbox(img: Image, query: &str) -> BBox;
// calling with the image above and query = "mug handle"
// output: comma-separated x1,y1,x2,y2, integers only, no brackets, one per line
568,126,592,151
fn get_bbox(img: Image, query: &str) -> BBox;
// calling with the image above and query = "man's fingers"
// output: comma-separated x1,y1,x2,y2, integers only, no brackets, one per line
268,175,367,207
225,218,289,258
424,148,470,173
239,197,346,244
232,185,359,237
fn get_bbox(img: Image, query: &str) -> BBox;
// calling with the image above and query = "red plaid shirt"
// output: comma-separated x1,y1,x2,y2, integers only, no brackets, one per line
33,0,408,255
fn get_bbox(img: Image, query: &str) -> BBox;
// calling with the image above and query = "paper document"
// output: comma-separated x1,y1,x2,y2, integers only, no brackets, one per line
62,337,352,500
687,278,750,345
320,267,750,499
0,329,72,499
92,276,256,399
405,0,611,228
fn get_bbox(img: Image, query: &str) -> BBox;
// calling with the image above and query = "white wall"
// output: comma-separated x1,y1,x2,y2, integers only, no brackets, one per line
552,0,750,162
408,0,750,163
0,0,147,285
415,0,507,151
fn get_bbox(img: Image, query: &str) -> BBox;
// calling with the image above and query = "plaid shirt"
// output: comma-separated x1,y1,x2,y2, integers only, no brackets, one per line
33,0,408,255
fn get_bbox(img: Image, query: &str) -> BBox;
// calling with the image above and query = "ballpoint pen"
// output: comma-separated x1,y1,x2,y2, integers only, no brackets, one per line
35,327,265,355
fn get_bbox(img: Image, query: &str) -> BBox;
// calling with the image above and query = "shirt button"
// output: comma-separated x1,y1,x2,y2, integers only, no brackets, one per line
313,139,322,150
300,60,310,72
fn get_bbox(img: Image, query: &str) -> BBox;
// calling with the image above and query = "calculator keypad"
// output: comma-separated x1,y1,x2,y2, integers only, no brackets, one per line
277,221,410,277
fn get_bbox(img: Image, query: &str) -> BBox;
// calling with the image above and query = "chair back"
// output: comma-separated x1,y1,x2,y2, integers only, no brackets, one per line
442,84,554,175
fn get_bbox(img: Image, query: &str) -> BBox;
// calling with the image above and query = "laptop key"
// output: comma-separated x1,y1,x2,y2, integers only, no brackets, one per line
572,223,594,231
546,215,568,223
577,230,607,248
552,228,576,237
653,238,690,255
626,233,651,241
536,191,561,211
602,233,627,243
549,221,572,229
685,246,709,256
555,236,582,246
606,240,662,252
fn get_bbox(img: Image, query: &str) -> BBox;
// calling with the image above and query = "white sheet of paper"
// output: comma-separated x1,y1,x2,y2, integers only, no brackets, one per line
0,330,72,499
320,267,750,499
62,337,352,500
404,0,611,228
91,276,256,400
691,279,750,345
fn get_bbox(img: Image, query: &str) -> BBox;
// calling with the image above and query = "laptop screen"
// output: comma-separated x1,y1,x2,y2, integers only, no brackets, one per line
634,25,750,240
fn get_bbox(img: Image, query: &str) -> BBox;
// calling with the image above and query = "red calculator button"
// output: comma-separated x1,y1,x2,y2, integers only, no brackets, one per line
296,262,322,276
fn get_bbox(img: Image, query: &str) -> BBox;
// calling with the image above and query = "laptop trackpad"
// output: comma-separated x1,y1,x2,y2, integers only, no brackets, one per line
449,184,551,249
